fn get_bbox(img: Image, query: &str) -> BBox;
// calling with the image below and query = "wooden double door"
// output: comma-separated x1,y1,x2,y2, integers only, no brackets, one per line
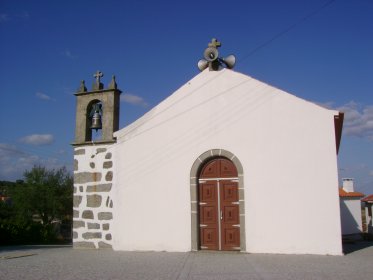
199,158,240,251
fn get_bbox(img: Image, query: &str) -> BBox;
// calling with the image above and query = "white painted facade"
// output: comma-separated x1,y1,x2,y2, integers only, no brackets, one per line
339,179,364,236
340,198,363,235
111,69,343,255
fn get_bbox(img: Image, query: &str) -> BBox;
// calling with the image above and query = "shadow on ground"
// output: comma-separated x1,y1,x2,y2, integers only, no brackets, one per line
0,244,72,253
343,240,373,254
2,242,373,256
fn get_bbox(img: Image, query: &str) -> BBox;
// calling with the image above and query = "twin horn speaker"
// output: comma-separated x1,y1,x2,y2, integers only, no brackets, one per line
203,47,219,62
197,54,236,71
222,54,236,69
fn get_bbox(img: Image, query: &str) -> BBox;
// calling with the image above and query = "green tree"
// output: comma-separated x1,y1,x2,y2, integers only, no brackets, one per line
12,166,73,227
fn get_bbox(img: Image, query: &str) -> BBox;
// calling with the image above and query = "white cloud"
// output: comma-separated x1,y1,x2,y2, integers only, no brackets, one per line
0,14,9,22
63,49,77,59
0,143,26,156
17,11,29,19
336,102,373,141
19,134,54,146
36,92,52,101
0,143,64,181
121,93,148,107
0,11,29,22
0,143,36,179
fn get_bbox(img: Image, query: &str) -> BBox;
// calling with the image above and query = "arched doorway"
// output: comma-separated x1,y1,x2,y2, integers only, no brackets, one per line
199,158,240,251
190,149,245,252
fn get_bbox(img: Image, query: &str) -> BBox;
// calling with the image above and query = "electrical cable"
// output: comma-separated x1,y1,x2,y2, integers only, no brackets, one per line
238,0,336,62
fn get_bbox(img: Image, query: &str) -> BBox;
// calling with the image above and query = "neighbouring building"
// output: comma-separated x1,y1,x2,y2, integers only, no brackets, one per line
339,178,365,238
72,39,344,255
362,194,373,235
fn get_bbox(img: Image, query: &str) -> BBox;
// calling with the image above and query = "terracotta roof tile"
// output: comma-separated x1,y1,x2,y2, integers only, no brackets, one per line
339,188,365,198
362,194,373,202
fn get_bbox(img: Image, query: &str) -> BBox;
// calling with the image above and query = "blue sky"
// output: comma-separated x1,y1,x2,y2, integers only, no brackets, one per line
0,0,372,194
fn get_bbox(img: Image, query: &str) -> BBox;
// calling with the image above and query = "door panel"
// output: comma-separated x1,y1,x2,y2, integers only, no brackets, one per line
222,206,239,223
220,180,240,250
200,228,218,249
201,206,217,223
220,159,238,178
200,182,217,202
222,228,240,248
200,158,237,179
199,181,219,250
221,182,238,202
200,160,219,178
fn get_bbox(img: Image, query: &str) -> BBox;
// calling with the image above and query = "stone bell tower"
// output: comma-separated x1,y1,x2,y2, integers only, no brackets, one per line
73,71,121,145
72,71,121,249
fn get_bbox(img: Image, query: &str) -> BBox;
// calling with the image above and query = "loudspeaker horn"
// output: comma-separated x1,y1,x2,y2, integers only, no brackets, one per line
197,59,209,71
203,47,219,62
222,54,236,69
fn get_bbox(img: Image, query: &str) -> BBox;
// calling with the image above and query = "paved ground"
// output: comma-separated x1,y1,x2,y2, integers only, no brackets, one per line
1,242,372,280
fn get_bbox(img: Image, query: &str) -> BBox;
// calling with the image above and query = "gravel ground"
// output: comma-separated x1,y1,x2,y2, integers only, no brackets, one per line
1,242,372,280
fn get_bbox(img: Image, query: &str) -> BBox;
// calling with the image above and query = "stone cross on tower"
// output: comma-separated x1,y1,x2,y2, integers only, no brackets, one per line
94,71,103,83
93,71,104,90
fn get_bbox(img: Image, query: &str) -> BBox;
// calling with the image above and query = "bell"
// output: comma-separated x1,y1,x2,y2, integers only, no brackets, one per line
90,111,102,131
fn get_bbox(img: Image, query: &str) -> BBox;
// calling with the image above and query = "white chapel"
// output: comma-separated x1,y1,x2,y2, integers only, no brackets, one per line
72,39,344,255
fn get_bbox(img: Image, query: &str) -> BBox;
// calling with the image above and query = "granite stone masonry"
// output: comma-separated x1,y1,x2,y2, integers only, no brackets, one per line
74,172,102,184
73,221,85,228
103,161,113,169
105,171,113,181
86,183,112,192
74,149,85,155
98,212,113,220
86,195,102,208
96,148,107,154
73,210,79,218
82,210,94,219
73,144,114,249
102,223,110,230
72,75,120,250
98,241,112,248
88,223,100,229
74,241,96,249
105,152,112,159
82,232,102,239
73,196,82,207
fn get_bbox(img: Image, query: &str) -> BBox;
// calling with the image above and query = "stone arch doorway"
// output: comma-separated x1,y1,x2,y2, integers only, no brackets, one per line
190,149,246,252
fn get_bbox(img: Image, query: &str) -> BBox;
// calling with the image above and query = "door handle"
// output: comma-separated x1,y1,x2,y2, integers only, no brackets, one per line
220,210,223,220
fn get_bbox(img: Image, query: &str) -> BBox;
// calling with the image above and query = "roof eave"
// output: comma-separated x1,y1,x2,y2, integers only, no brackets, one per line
334,112,344,155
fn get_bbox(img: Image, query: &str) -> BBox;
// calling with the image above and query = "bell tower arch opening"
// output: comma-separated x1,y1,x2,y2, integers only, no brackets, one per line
86,100,103,142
